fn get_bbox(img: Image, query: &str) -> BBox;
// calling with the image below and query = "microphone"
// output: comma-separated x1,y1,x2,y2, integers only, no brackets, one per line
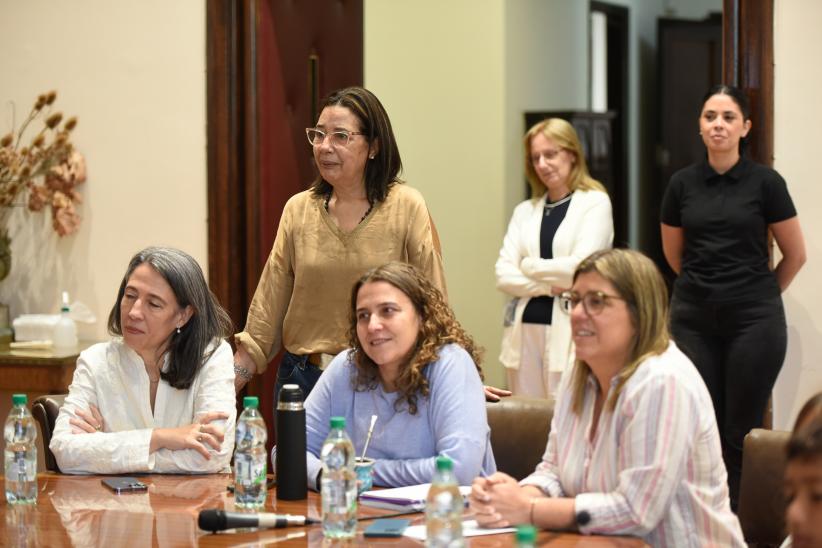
198,509,318,532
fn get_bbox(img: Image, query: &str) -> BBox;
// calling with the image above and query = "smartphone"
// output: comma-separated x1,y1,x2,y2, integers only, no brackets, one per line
101,477,148,494
363,518,411,538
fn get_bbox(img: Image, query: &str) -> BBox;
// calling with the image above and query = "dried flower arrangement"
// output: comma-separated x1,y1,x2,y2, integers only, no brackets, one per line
0,91,86,280
0,91,86,239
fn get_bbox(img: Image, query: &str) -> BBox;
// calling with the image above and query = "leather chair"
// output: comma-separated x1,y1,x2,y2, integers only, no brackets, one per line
32,394,66,473
486,396,554,480
738,428,791,548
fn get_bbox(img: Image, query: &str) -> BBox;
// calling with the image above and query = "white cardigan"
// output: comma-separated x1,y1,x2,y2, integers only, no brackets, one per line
495,189,613,373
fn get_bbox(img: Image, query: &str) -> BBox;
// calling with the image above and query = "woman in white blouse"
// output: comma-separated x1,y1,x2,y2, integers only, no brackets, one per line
472,249,745,547
51,247,236,474
496,118,612,398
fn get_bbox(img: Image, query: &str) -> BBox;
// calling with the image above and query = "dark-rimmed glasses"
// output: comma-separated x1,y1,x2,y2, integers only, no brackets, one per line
559,290,625,316
305,128,365,147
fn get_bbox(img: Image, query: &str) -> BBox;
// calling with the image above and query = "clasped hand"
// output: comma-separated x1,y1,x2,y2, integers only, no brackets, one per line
469,472,536,528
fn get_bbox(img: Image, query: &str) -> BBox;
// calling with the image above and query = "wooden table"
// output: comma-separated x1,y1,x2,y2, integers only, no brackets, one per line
0,473,648,547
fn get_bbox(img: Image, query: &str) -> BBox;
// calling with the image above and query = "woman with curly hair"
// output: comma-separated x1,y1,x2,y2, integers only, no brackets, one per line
301,261,496,489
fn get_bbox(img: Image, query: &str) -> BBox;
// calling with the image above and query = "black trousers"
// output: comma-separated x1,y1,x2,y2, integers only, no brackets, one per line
669,294,787,511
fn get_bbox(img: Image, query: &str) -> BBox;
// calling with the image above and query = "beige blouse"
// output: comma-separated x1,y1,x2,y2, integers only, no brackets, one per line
235,183,447,373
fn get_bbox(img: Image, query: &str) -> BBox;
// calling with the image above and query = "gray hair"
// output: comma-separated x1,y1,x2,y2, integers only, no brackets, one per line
107,247,232,389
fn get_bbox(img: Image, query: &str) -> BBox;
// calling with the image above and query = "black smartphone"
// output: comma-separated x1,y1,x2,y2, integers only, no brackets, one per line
101,477,148,494
363,518,411,538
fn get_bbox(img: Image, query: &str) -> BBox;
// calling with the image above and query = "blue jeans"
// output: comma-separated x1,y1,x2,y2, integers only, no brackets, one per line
274,352,323,406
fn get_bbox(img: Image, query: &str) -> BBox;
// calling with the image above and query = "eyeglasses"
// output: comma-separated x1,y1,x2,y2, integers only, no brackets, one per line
305,128,365,147
559,290,625,316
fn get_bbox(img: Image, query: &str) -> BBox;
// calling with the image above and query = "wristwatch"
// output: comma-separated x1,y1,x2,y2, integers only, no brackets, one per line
233,363,253,381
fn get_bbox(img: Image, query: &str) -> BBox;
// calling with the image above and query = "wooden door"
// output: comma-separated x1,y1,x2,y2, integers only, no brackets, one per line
651,14,722,282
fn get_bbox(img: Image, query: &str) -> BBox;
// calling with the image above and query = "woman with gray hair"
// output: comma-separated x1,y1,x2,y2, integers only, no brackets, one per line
51,247,236,474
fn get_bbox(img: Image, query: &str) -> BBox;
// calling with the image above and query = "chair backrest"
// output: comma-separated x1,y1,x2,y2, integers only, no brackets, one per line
738,427,791,547
486,396,554,480
32,394,67,473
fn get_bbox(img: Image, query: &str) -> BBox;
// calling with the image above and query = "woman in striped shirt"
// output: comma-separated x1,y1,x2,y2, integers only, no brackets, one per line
470,249,745,547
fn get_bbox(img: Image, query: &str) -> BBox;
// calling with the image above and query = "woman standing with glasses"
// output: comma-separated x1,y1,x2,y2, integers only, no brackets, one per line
470,249,745,547
232,87,445,400
495,118,613,398
660,85,806,510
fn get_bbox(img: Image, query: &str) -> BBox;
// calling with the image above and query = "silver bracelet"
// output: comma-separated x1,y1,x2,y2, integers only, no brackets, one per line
233,363,253,381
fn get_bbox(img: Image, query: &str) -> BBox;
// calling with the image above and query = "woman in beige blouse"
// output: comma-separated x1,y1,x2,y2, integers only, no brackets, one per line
233,87,476,402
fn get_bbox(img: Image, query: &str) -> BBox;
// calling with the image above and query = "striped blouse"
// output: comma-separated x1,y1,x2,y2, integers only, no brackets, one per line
521,341,746,547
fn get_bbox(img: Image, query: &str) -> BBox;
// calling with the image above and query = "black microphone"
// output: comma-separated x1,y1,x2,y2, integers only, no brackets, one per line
198,509,318,532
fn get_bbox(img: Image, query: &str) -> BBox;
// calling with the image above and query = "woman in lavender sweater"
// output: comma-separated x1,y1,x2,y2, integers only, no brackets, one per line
302,261,496,489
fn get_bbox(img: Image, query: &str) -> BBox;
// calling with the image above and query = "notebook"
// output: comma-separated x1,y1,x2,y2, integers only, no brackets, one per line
359,483,471,512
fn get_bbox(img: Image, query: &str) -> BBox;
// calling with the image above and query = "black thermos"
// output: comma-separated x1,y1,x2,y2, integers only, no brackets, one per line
275,384,307,500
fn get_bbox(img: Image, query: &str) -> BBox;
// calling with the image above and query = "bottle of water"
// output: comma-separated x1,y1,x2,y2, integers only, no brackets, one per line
234,396,268,508
320,416,357,539
4,394,37,504
515,524,538,547
53,291,78,349
425,456,464,547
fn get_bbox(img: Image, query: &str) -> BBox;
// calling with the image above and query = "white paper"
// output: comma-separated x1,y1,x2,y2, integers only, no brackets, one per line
403,519,516,540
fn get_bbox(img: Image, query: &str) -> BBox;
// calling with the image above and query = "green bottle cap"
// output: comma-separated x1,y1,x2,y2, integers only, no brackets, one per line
330,416,346,429
12,394,27,406
243,396,259,408
516,524,537,543
435,455,453,471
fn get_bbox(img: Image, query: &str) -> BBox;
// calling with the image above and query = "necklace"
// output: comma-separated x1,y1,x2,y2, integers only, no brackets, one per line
324,192,373,224
544,191,573,217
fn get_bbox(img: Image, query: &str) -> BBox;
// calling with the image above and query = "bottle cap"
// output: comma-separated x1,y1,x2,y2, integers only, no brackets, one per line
12,394,27,406
330,416,346,429
516,524,537,543
435,455,453,471
278,384,304,403
243,396,259,409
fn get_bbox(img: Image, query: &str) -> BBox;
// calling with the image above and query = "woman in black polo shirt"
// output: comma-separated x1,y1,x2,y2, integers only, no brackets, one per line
660,84,806,510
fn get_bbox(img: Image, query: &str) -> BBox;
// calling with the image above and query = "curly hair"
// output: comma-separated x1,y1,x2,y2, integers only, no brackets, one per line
347,261,483,415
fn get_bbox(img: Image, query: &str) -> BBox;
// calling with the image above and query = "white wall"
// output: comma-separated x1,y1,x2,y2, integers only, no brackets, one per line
365,0,507,387
0,1,207,340
773,0,822,429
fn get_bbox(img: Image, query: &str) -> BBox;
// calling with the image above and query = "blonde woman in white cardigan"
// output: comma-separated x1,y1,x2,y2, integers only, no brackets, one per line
495,119,613,398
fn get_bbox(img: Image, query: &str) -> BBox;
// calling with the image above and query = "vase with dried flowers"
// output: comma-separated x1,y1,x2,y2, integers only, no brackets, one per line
0,90,86,283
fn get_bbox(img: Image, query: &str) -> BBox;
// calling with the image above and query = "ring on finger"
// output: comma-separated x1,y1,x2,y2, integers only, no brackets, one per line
95,424,102,431
199,424,205,433
197,434,203,442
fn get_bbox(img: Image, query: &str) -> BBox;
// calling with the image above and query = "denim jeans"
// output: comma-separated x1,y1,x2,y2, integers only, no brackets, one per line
274,351,323,407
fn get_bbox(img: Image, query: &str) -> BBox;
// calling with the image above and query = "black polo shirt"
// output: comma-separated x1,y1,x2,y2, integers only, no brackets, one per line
660,156,797,303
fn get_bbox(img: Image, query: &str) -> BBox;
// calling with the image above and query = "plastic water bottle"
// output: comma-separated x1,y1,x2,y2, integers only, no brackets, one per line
425,456,464,547
4,394,37,504
515,524,538,547
52,291,78,349
320,416,357,539
234,396,268,508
